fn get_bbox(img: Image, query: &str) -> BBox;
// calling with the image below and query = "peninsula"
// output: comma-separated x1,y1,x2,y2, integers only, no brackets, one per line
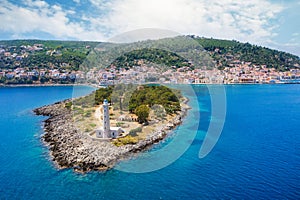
34,85,189,172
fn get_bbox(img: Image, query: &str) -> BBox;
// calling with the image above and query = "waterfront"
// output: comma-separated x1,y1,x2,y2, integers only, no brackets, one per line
0,85,299,199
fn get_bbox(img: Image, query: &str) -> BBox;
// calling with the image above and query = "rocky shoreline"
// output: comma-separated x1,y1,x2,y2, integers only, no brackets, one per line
34,99,189,173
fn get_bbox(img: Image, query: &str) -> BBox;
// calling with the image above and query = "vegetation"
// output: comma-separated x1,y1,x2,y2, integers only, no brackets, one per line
0,40,99,71
82,36,299,71
193,36,300,71
151,104,167,119
89,123,97,128
65,101,73,109
129,127,143,136
19,49,87,71
111,48,190,69
112,135,138,146
70,86,113,109
94,86,113,105
129,85,181,115
1,37,299,85
109,36,300,71
72,84,181,123
116,122,125,127
134,105,150,123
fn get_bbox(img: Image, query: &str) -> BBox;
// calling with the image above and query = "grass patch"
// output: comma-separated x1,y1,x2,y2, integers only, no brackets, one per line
116,122,124,127
84,110,92,117
85,128,92,132
89,123,97,127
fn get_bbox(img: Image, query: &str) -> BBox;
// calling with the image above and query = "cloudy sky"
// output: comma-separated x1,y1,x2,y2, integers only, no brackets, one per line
0,0,299,55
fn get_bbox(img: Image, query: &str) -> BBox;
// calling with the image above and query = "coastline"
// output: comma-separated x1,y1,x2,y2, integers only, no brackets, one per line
0,83,100,88
1,82,299,89
34,98,189,173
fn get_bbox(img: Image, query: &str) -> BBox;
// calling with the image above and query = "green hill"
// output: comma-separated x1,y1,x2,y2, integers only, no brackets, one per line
83,36,300,71
0,37,299,72
0,40,99,71
194,36,299,71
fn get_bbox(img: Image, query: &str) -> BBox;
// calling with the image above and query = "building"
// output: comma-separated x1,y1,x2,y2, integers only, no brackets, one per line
96,99,124,139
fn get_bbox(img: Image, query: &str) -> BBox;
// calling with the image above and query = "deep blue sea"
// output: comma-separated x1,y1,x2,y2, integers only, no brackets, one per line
0,85,299,199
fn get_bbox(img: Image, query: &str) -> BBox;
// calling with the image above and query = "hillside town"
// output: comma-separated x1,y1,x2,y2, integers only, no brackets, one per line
94,62,300,85
1,42,300,85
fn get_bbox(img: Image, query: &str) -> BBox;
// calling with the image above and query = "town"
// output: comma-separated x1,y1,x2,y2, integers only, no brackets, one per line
1,41,300,85
93,63,300,85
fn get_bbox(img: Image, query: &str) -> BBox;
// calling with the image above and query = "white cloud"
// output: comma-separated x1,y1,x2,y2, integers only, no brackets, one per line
89,0,112,10
23,0,48,8
0,0,106,40
100,0,284,45
0,0,289,49
292,33,299,37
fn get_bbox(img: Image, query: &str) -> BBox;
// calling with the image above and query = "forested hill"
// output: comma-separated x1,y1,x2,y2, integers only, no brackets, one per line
0,37,299,72
87,36,300,71
193,36,300,71
0,40,100,72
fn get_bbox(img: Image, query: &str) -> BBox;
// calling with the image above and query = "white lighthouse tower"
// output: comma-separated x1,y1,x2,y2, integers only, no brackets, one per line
102,99,110,138
95,99,124,139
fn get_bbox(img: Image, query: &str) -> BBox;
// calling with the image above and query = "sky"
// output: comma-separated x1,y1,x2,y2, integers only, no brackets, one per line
0,0,299,56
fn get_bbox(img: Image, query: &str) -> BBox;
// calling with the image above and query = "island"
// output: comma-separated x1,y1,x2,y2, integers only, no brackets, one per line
34,85,189,172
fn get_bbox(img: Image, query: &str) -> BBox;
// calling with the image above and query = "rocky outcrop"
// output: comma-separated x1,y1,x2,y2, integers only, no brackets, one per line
34,100,188,173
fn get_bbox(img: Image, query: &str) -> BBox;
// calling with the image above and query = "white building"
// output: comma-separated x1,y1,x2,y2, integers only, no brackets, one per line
96,99,124,139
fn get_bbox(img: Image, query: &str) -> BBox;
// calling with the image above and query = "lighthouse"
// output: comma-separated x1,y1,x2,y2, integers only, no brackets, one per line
102,99,111,138
95,99,124,139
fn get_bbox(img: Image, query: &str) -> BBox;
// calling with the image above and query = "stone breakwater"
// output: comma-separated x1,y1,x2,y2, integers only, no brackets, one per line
34,100,188,173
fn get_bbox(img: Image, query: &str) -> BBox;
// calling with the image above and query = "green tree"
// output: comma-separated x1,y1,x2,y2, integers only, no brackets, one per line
94,86,113,105
135,105,150,123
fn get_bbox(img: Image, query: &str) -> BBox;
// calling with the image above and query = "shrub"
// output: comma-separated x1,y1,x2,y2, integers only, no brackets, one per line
65,102,73,109
129,127,142,136
113,135,138,146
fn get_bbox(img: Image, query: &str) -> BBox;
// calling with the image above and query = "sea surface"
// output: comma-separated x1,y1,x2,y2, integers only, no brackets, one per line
0,85,299,199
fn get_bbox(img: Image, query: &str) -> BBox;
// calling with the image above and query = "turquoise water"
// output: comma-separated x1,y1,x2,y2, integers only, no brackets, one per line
0,85,299,199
